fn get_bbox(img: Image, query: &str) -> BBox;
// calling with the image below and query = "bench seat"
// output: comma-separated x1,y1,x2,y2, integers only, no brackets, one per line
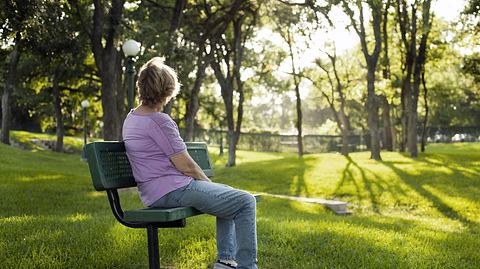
124,206,202,223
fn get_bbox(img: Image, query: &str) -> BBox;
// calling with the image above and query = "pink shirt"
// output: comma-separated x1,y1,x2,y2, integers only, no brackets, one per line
122,111,192,206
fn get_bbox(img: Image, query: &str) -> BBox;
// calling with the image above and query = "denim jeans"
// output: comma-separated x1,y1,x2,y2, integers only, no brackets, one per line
151,180,258,269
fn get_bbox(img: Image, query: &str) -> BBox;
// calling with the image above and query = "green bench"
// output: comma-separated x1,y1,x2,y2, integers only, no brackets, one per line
85,141,214,269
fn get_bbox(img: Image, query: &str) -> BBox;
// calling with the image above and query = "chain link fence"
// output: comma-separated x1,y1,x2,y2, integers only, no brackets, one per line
180,126,480,153
179,128,369,153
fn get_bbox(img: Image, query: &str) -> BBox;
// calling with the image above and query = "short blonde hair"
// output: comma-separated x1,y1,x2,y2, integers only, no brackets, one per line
136,57,180,108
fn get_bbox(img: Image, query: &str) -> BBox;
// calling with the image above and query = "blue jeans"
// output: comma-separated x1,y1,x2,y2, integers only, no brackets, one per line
151,180,258,269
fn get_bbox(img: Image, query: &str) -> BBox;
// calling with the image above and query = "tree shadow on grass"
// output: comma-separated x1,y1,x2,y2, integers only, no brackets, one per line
257,197,480,269
419,153,480,186
333,156,409,214
381,159,475,226
292,157,310,197
333,159,362,202
1,174,219,268
214,155,314,198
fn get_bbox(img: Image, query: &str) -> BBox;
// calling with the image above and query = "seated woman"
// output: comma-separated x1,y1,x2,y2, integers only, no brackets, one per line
122,57,258,269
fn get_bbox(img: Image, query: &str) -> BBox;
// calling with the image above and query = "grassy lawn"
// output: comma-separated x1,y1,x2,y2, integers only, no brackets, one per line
1,133,479,268
10,130,88,153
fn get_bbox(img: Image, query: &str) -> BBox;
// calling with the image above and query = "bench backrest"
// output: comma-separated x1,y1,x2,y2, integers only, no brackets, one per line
184,142,214,177
85,141,214,191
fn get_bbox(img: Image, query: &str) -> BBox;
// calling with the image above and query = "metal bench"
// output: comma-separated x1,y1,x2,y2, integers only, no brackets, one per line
84,141,214,269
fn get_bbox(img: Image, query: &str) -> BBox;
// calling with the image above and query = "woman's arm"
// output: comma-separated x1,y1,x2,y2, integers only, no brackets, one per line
170,151,211,182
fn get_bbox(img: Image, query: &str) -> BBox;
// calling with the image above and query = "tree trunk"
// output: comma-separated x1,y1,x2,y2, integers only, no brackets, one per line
165,0,186,66
409,0,431,158
406,5,418,157
225,94,236,167
367,67,382,160
407,90,419,157
317,50,351,156
100,54,122,140
211,55,237,166
294,83,304,156
91,0,124,141
397,1,417,153
380,95,393,151
227,130,236,167
234,68,245,161
420,70,428,152
382,0,392,79
338,82,350,156
162,0,187,116
400,86,408,152
231,85,244,166
53,73,64,152
185,45,208,141
342,0,383,160
391,113,398,151
207,3,253,167
1,34,21,145
286,29,303,157
341,127,349,156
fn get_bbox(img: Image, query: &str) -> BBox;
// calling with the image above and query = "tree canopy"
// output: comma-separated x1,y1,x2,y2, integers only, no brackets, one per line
1,0,478,164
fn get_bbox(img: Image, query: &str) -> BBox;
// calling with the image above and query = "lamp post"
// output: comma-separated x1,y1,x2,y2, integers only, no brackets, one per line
80,100,90,161
98,121,104,139
122,39,141,111
81,100,90,146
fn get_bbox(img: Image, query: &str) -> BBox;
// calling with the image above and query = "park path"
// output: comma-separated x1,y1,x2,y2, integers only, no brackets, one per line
256,192,351,215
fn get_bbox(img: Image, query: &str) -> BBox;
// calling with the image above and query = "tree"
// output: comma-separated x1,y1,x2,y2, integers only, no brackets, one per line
1,34,21,145
395,0,415,152
161,0,187,115
341,0,385,160
272,3,305,156
27,0,89,152
0,1,37,145
461,1,480,85
182,2,215,141
395,0,433,157
71,0,126,140
208,0,259,167
378,93,394,151
463,0,480,28
420,69,428,152
425,24,480,128
305,45,354,156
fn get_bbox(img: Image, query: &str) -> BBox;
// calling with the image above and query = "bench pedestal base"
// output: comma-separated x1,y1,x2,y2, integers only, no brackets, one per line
147,225,160,269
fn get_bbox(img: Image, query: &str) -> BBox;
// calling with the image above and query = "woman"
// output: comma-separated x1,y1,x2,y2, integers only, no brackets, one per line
122,57,258,269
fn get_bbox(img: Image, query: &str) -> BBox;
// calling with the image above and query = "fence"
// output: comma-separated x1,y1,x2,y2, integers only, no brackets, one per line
180,126,480,154
179,128,369,153
423,126,480,142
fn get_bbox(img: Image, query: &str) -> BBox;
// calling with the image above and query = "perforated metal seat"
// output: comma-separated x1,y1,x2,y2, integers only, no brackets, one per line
124,207,202,223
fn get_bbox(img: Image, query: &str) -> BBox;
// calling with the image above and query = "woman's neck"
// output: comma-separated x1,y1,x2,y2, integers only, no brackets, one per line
135,103,164,114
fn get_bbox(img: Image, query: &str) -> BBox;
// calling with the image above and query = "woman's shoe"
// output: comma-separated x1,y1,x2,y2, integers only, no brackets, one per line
213,259,237,269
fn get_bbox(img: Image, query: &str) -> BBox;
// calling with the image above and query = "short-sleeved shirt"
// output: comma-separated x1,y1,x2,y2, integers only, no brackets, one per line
122,111,192,206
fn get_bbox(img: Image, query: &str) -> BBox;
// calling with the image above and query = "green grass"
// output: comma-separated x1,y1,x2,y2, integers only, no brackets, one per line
10,130,88,153
1,134,479,268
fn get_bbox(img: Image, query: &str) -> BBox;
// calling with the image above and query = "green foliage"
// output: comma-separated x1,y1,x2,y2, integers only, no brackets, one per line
463,0,480,28
423,19,480,126
463,52,480,84
0,0,38,39
1,134,479,268
1,0,479,140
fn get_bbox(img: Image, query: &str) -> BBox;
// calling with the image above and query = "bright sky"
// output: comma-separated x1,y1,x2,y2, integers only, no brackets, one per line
433,0,467,22
249,0,468,107
298,0,467,68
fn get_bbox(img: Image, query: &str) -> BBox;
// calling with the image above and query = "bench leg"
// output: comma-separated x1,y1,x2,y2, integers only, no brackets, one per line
147,225,160,269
